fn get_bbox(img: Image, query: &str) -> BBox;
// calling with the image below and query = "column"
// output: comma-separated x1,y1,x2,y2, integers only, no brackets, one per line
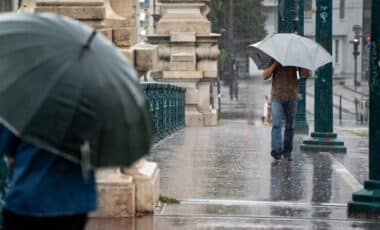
294,0,309,134
277,0,294,33
300,0,346,153
348,1,380,218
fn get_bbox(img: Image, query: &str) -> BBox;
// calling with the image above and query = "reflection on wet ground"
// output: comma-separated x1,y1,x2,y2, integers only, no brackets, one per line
148,121,362,204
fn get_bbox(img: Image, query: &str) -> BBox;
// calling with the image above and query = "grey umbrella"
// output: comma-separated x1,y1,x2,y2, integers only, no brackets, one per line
0,13,152,168
248,33,333,71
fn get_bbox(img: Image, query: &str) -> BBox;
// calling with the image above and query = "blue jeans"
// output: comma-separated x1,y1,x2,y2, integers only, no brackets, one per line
271,97,297,156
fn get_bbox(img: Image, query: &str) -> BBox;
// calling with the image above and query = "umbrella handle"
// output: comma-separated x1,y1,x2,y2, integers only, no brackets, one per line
297,69,300,80
81,140,91,181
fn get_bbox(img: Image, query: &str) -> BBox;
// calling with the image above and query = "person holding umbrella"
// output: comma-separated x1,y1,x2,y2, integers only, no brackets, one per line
263,60,310,161
0,13,152,229
0,124,97,230
248,33,333,161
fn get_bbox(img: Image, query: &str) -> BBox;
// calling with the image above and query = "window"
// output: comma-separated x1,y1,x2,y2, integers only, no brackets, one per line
339,0,345,19
304,0,312,19
334,39,339,63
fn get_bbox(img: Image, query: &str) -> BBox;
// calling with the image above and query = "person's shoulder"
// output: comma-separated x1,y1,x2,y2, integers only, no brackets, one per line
0,124,12,137
0,123,5,132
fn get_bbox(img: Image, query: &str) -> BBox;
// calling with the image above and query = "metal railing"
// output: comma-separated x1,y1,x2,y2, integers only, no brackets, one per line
143,83,186,142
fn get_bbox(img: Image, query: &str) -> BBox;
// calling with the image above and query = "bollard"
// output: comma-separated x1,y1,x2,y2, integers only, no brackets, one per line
339,95,342,123
354,98,359,123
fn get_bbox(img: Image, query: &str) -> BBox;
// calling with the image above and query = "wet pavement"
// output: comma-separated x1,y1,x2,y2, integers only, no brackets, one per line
86,77,376,229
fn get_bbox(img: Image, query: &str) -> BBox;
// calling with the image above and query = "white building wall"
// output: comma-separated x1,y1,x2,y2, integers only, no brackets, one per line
304,0,363,77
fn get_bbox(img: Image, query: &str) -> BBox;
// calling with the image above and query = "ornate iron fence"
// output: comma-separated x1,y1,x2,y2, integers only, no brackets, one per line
143,83,186,142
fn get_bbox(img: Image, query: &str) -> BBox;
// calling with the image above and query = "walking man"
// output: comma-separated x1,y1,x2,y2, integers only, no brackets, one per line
263,60,310,161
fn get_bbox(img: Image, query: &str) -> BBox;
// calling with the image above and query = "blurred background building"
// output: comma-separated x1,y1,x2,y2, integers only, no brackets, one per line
0,0,19,12
138,0,159,41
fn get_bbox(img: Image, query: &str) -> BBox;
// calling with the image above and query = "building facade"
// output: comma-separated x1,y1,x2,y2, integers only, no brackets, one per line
304,0,363,79
137,0,159,40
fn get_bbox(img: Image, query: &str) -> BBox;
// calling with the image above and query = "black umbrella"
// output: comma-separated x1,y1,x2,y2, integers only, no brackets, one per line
0,13,152,168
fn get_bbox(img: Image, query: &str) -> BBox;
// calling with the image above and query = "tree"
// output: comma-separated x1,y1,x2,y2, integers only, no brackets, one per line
209,0,267,51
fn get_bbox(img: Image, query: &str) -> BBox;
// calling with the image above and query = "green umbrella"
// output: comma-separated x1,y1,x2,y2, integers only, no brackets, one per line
0,12,152,168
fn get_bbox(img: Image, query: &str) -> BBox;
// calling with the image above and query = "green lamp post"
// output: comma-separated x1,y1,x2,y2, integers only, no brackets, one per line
294,0,309,134
300,0,346,153
348,1,380,218
278,0,309,134
277,0,295,33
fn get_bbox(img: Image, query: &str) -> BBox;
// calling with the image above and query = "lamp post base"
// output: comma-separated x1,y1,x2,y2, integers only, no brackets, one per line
295,120,309,134
300,132,347,153
348,180,380,219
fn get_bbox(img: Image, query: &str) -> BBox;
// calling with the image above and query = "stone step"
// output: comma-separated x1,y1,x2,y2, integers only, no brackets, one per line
300,144,347,153
352,190,380,203
302,139,345,146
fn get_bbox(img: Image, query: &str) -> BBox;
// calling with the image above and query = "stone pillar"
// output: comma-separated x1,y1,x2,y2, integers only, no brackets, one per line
91,169,135,217
121,160,160,212
300,0,346,153
348,1,380,218
147,0,220,127
21,0,160,216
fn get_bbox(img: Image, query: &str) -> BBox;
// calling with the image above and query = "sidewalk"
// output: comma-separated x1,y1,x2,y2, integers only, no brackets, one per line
131,121,370,228
306,78,369,123
87,119,375,229
85,76,374,229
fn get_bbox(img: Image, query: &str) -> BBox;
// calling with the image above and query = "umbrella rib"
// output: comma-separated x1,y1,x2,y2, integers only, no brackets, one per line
315,45,331,68
301,38,317,70
0,41,63,59
283,34,320,70
0,51,64,93
0,54,83,164
19,54,77,135
0,114,81,165
283,35,294,66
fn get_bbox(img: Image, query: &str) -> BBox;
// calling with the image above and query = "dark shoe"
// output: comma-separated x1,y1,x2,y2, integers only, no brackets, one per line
271,150,282,160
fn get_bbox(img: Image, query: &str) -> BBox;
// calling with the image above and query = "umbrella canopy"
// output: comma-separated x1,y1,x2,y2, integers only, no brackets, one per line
248,33,333,71
0,13,152,168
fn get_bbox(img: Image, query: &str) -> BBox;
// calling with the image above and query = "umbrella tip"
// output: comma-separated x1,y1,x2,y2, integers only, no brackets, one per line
83,30,97,50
